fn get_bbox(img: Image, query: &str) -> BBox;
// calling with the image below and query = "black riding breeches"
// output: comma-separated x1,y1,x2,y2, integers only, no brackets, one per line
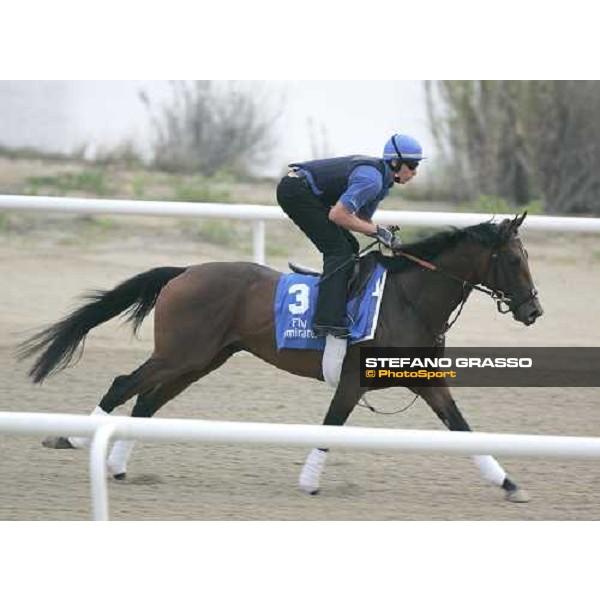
277,176,359,329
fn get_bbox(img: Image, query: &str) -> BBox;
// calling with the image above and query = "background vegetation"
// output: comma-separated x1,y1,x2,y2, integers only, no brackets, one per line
1,80,600,217
139,81,279,177
425,80,600,215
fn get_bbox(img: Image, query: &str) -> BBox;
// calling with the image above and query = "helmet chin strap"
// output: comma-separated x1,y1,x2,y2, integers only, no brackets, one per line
390,135,404,171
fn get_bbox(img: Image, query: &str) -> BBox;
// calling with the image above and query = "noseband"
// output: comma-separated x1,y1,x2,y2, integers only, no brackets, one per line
484,250,539,314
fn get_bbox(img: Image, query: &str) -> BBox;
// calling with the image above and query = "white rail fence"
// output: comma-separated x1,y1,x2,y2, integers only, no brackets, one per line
2,196,599,519
1,194,600,265
2,412,600,520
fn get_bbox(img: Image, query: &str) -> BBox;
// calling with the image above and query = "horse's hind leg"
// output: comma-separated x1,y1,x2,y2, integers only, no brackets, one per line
299,379,365,495
106,371,201,478
418,385,530,503
43,356,181,450
107,347,237,478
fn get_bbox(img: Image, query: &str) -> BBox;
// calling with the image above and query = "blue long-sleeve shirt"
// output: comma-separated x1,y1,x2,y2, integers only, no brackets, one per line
301,163,394,219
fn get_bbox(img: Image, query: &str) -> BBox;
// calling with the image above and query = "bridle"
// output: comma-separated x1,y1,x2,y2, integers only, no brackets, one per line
362,230,539,416
480,248,539,314
395,237,538,326
318,227,539,337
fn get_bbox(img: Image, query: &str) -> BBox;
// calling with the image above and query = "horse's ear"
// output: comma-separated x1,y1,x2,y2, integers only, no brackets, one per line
506,211,527,236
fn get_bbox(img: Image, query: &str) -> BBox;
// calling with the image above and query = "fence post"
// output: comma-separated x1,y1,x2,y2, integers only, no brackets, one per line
90,423,117,521
253,219,266,265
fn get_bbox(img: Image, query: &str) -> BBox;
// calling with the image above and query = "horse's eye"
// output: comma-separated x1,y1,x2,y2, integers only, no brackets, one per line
509,256,521,266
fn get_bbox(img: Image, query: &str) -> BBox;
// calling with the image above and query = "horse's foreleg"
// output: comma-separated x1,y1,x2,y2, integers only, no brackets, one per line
299,380,364,495
418,385,530,503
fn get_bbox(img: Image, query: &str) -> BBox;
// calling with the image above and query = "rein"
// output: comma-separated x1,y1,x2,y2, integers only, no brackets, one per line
391,249,489,342
357,230,539,418
395,248,537,316
358,392,419,415
315,230,538,336
396,249,498,301
316,227,402,286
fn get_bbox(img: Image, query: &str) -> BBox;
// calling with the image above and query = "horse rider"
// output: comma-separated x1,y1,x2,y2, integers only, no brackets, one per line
276,133,424,339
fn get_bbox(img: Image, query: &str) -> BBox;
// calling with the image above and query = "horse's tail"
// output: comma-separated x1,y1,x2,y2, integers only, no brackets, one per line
18,266,187,384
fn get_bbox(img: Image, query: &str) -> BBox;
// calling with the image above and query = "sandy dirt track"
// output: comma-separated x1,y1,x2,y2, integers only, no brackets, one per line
1,217,599,520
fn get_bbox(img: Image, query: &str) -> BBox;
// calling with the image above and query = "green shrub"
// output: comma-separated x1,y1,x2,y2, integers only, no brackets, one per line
266,241,288,257
0,143,86,162
80,215,118,231
462,195,546,216
172,183,231,203
395,226,440,244
131,174,147,198
196,220,237,245
467,195,513,214
521,198,545,215
94,141,144,168
26,170,110,196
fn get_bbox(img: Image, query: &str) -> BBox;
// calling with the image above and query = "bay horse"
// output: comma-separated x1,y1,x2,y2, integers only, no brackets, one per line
19,213,543,502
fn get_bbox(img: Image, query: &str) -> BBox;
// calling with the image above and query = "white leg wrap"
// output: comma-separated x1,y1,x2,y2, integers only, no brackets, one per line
107,440,136,476
68,406,108,448
473,455,506,486
322,335,348,388
299,448,328,494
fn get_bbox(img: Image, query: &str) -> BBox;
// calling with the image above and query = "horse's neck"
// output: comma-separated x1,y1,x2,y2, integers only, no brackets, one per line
389,244,478,338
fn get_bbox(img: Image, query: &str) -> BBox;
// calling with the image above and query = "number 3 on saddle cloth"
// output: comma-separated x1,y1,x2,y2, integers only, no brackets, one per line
274,261,387,353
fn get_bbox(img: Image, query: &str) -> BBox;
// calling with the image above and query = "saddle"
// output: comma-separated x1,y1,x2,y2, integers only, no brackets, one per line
289,251,380,301
288,263,321,277
283,252,385,388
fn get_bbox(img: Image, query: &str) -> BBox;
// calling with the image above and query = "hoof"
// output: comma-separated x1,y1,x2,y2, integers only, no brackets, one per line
506,488,530,503
113,473,127,481
299,483,320,495
42,436,75,449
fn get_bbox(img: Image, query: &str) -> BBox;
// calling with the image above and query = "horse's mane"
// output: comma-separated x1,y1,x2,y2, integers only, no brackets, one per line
374,221,505,273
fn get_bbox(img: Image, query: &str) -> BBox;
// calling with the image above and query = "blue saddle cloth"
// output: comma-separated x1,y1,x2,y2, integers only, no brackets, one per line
274,264,387,350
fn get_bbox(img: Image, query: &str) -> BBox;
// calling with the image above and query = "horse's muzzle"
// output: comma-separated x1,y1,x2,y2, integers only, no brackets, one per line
514,298,544,326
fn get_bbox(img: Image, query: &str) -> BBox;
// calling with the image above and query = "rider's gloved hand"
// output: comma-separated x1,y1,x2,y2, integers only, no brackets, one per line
371,225,402,250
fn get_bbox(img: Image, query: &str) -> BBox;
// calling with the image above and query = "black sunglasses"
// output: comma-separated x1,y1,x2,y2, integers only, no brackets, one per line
390,136,419,171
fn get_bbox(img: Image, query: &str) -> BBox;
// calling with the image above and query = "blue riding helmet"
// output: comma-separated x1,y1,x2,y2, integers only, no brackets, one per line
383,134,424,162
